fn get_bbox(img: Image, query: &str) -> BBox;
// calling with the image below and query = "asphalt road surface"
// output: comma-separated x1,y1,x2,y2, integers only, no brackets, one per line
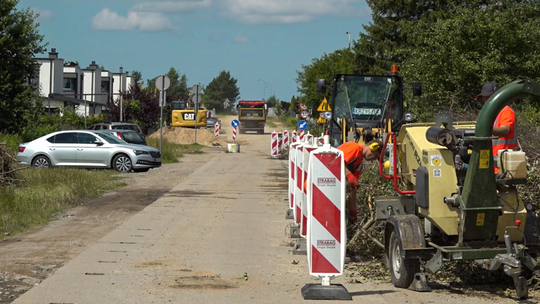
10,120,535,304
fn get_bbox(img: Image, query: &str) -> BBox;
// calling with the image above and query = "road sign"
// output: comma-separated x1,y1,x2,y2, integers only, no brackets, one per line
301,111,310,119
231,119,240,128
224,98,230,109
155,75,170,92
192,84,201,94
300,103,308,110
317,97,331,112
298,120,308,130
192,94,202,106
317,117,327,124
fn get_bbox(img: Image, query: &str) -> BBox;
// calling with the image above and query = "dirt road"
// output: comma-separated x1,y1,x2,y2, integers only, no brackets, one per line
0,117,535,303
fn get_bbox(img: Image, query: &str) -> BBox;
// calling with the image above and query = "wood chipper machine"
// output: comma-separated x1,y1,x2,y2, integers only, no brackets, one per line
366,77,540,299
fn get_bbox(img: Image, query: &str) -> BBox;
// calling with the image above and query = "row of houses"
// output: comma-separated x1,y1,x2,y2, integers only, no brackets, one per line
32,48,135,117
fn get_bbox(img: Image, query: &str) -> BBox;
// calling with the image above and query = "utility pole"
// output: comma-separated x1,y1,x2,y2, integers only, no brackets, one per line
258,79,267,100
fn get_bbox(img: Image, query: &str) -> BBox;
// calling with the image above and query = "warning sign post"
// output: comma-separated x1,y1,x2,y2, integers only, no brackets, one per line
302,135,352,300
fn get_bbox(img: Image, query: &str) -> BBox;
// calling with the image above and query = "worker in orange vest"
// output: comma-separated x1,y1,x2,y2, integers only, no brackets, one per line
337,139,382,223
477,81,518,173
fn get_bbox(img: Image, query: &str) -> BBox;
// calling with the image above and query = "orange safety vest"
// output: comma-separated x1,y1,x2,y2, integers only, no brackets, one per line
337,142,364,178
492,106,517,156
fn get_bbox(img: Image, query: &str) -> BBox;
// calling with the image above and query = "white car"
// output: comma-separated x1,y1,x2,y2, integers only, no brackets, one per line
17,130,161,173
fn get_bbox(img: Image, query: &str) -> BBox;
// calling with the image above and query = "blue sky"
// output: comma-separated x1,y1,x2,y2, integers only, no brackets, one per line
19,0,372,102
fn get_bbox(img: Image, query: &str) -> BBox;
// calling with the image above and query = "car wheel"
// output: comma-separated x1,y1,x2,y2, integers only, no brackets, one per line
134,168,150,173
113,154,133,172
32,155,52,168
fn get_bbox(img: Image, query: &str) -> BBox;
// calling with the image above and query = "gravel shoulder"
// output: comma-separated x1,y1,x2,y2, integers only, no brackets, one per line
0,151,218,303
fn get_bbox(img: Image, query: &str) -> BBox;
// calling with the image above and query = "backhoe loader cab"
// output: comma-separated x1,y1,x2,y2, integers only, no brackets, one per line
317,66,421,147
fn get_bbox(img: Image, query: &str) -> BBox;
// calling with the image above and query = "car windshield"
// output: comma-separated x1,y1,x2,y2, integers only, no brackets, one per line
97,132,127,144
113,125,140,132
334,75,400,122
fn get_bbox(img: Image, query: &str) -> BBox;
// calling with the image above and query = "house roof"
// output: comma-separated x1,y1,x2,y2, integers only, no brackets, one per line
48,93,86,106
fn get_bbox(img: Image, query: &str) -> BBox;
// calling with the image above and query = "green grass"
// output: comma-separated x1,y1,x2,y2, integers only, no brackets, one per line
0,168,125,236
279,116,299,128
267,121,277,128
146,137,205,164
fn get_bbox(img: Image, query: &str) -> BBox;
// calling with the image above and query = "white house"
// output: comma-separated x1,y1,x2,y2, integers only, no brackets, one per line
33,48,66,112
32,48,135,117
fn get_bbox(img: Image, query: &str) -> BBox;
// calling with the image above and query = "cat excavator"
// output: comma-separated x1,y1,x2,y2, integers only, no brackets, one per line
171,96,207,128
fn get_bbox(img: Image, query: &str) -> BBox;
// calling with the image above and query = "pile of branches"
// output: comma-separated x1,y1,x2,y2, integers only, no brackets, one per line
0,143,23,186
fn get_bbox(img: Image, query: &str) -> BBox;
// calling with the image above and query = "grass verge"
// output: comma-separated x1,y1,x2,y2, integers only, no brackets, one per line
146,137,205,164
0,168,126,236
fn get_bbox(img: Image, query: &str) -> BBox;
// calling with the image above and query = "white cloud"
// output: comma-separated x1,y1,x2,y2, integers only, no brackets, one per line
131,0,212,13
219,0,366,24
233,35,250,43
91,8,176,32
31,7,54,21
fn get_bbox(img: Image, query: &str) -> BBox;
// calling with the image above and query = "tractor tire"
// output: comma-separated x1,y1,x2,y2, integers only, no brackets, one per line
387,229,420,289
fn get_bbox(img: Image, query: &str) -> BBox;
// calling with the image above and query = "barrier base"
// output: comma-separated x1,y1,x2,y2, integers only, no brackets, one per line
410,273,432,292
291,238,307,255
290,224,301,238
301,284,352,300
285,209,294,219
227,143,240,153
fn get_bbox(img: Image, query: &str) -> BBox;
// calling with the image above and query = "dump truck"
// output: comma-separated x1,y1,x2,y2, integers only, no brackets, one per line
171,100,207,128
237,100,267,134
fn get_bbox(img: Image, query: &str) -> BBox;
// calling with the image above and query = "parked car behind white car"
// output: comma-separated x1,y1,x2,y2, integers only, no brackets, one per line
17,130,161,173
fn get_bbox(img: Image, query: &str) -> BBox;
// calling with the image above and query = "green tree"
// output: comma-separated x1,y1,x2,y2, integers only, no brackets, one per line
202,70,240,111
130,71,143,89
145,67,189,100
295,48,356,112
397,1,540,120
354,0,497,74
0,0,47,134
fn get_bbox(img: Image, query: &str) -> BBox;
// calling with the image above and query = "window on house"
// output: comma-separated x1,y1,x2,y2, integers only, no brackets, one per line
101,80,110,93
63,78,77,91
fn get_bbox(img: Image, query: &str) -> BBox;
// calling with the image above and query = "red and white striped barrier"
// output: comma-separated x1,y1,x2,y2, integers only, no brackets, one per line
231,126,237,140
306,136,346,281
215,122,220,138
270,131,279,158
283,130,289,148
306,133,313,145
289,141,300,210
277,132,283,153
292,131,298,143
300,130,305,142
294,143,304,223
300,143,317,238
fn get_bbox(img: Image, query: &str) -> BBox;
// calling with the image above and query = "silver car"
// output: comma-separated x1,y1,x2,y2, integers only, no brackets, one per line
17,130,161,173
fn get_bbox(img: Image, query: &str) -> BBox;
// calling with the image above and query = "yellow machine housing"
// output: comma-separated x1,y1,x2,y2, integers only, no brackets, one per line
171,100,207,128
394,120,528,242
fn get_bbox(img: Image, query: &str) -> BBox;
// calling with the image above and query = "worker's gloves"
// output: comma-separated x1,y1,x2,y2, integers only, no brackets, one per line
346,173,358,187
